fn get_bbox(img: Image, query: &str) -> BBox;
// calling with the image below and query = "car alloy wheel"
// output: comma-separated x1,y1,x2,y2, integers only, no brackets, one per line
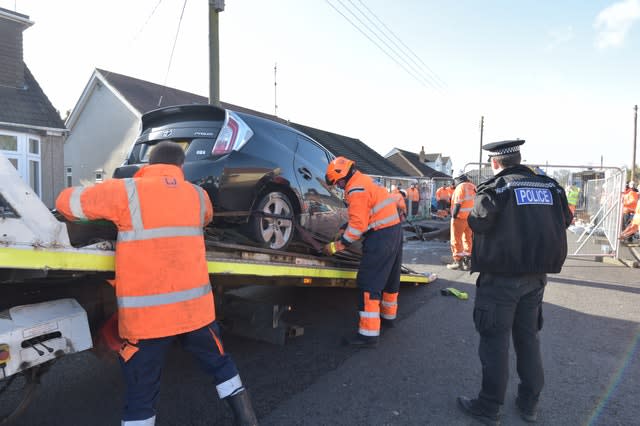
252,191,294,250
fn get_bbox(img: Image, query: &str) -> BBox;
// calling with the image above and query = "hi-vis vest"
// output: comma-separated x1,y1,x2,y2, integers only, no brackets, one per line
451,181,476,220
342,171,400,244
566,187,579,206
56,164,215,339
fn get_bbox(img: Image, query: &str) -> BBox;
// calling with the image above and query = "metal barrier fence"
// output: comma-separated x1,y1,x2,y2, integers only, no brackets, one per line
369,175,454,220
462,163,626,258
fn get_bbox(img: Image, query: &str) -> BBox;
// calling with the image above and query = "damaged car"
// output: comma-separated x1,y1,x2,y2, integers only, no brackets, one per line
112,104,351,252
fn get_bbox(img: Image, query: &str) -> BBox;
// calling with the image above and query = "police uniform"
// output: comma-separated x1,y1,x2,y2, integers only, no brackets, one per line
457,140,573,424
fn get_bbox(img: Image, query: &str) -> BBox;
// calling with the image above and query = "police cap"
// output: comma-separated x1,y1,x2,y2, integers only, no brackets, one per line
483,139,525,156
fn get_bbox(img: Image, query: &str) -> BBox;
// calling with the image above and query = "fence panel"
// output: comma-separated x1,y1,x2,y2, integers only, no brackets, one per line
462,163,626,258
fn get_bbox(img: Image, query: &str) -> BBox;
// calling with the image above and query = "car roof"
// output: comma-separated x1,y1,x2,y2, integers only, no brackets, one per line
141,104,330,153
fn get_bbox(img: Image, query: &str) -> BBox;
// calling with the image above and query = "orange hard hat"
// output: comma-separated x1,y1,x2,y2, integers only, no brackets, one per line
325,156,354,185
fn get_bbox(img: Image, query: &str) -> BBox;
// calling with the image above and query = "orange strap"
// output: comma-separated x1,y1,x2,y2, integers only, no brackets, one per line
119,340,140,362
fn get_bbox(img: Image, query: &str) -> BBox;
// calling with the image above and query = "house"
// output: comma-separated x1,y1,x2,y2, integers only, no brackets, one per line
384,148,451,179
417,147,453,176
64,68,408,185
0,7,66,208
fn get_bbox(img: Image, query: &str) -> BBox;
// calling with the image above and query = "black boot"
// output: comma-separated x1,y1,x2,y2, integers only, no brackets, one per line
341,333,379,348
381,318,395,329
225,390,258,426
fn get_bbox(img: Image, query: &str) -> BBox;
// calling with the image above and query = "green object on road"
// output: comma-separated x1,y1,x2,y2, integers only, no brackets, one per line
440,287,468,300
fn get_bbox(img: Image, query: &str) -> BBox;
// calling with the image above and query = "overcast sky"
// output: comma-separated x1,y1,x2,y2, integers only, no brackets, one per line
3,0,640,173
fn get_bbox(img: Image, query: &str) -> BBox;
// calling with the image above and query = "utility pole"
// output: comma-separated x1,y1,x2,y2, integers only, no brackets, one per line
208,0,225,106
478,116,484,179
274,63,278,116
632,105,638,182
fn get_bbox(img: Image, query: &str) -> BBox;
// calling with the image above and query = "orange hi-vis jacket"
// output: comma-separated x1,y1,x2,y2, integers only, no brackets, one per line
341,171,401,244
623,189,639,214
451,181,476,220
56,164,215,340
406,186,420,202
391,192,407,219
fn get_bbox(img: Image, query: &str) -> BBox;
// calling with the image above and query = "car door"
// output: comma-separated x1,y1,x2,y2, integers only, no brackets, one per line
293,136,348,239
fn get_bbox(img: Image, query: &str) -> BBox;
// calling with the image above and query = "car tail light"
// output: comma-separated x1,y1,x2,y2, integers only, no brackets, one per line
212,111,254,155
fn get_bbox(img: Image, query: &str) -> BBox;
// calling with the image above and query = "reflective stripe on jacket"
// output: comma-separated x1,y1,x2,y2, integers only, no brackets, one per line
451,181,476,219
56,164,215,339
342,171,401,244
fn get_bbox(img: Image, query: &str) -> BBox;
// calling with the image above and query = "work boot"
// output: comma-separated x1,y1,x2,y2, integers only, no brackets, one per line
225,389,258,426
515,396,538,423
342,333,379,348
380,318,395,329
462,256,471,271
456,396,500,426
446,259,463,270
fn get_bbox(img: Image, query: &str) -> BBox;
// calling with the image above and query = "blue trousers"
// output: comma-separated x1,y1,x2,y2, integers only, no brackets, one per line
356,223,403,308
119,321,241,422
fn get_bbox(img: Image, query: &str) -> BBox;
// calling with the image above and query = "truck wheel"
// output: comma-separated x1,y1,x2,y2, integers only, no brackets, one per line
251,191,294,250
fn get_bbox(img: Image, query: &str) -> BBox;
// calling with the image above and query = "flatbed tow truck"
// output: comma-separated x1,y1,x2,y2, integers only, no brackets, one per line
0,153,435,421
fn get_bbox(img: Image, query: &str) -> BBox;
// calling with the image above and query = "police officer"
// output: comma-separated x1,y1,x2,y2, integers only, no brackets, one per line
456,140,573,425
323,157,403,347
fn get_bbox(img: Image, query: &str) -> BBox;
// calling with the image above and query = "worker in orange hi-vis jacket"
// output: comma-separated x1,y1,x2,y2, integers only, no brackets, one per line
622,181,639,229
446,174,477,271
390,189,407,222
406,183,420,217
435,184,450,211
620,196,640,240
323,157,403,348
56,141,256,426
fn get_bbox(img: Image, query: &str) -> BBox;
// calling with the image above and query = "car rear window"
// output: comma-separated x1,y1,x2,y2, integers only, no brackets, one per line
134,138,216,163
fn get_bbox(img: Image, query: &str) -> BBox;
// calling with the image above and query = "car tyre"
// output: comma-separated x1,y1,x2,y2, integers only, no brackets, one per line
251,191,295,250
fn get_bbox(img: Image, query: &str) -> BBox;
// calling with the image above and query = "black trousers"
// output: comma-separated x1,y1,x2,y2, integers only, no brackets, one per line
473,273,546,413
356,224,403,305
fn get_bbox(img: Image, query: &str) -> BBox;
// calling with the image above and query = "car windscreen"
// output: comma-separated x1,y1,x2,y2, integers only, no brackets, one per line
132,138,216,163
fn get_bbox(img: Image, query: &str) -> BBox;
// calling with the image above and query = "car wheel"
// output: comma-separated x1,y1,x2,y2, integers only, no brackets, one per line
251,191,294,250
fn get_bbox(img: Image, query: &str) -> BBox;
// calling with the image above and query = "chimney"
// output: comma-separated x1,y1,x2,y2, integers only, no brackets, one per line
419,146,426,163
0,7,33,89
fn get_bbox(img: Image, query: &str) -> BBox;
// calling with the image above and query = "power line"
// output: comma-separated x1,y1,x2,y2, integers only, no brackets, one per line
132,0,164,42
160,0,187,106
325,0,433,90
355,0,447,89
338,0,441,91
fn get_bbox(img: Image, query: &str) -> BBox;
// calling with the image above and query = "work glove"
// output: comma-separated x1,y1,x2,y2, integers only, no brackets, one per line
323,240,346,256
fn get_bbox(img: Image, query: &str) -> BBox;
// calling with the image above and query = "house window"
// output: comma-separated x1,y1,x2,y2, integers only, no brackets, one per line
95,169,104,182
29,138,39,154
66,166,73,187
0,131,41,196
0,135,18,151
29,160,40,196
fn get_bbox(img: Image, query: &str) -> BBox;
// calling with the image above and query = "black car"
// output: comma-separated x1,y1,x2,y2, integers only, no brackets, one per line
113,104,349,251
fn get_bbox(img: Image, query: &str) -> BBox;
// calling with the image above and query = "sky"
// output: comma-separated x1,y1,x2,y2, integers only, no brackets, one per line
2,0,640,174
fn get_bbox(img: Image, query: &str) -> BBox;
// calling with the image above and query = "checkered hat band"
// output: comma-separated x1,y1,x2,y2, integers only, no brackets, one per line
493,146,520,155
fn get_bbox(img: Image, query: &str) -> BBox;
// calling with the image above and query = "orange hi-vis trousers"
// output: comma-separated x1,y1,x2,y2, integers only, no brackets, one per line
450,217,472,261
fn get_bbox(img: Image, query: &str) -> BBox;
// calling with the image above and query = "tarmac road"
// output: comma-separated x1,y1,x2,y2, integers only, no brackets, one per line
2,233,639,425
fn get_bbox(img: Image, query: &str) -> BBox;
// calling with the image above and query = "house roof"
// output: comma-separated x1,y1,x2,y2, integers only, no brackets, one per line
97,69,285,122
289,123,408,177
92,69,407,177
393,148,450,178
423,153,441,162
0,65,66,130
